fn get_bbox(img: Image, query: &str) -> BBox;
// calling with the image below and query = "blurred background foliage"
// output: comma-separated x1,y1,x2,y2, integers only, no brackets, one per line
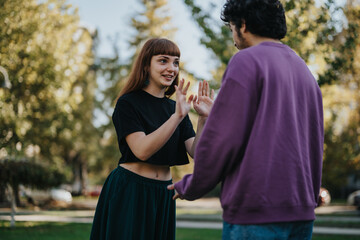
0,0,359,204
0,158,66,205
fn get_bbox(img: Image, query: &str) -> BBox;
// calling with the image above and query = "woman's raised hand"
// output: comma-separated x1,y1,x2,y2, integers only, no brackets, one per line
193,80,214,117
175,78,194,119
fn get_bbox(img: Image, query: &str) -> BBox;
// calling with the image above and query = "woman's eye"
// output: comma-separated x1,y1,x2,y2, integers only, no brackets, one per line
160,59,167,63
174,61,179,67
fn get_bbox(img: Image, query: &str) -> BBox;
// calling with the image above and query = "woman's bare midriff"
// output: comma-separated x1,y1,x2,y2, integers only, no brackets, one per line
119,162,171,181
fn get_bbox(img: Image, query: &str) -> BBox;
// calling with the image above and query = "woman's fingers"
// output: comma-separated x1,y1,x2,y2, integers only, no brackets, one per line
202,81,206,96
206,81,209,97
178,78,184,91
198,81,202,97
183,81,190,94
198,80,212,98
187,94,194,104
210,89,215,100
178,78,191,95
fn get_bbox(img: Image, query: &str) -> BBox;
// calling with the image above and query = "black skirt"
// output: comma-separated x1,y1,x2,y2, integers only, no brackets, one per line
90,166,176,240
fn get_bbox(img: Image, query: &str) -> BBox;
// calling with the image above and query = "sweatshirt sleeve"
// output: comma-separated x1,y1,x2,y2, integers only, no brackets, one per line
174,54,260,200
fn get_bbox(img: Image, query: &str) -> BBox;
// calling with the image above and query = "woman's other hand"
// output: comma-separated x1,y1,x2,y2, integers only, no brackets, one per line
193,80,214,117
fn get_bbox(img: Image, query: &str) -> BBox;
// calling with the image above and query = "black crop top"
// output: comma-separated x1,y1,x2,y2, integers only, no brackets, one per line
112,90,195,166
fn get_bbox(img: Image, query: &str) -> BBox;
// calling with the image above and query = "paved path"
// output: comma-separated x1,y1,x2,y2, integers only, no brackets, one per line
1,198,360,235
0,215,93,223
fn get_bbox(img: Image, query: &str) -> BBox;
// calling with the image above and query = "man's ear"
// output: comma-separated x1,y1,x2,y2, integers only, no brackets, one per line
240,20,247,33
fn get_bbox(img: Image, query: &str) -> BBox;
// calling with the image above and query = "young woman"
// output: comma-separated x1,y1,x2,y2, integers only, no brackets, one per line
90,38,214,240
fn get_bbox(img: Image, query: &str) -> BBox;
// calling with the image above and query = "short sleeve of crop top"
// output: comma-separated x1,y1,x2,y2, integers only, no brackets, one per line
112,97,144,141
112,90,195,166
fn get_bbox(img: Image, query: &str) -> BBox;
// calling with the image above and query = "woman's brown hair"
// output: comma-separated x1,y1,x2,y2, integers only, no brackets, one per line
119,38,181,98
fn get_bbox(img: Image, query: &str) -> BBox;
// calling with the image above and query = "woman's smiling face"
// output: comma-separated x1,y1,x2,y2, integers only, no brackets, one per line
148,54,179,89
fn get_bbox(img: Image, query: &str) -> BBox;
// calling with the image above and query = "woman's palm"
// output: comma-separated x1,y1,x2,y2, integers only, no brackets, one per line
175,79,193,119
194,81,214,117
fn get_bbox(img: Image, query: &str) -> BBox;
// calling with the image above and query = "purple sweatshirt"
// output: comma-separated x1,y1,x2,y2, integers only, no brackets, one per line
175,42,324,225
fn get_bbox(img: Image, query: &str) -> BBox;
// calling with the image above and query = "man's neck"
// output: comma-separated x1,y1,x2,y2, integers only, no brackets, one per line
248,34,282,47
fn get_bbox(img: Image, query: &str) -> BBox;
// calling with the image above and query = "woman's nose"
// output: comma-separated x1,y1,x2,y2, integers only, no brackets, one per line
167,65,174,72
167,63,178,72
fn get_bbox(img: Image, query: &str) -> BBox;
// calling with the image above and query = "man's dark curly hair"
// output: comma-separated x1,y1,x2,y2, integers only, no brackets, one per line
221,0,287,39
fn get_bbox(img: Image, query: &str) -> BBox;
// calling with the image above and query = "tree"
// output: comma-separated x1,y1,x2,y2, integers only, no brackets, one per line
0,158,66,227
0,158,66,204
0,0,98,195
182,0,234,87
319,0,360,198
321,85,360,197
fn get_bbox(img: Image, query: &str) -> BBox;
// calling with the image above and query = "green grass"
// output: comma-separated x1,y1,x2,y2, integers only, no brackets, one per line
0,221,359,240
0,221,92,240
176,228,222,240
0,222,220,240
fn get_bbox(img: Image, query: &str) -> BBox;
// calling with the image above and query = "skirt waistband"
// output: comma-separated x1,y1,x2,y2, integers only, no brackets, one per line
117,165,173,186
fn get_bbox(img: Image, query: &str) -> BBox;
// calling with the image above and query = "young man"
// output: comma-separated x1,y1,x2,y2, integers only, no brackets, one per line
168,0,324,239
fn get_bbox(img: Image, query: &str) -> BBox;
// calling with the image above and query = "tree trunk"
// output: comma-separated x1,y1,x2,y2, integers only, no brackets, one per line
12,184,21,207
71,153,88,195
6,185,16,228
79,158,88,195
0,185,6,204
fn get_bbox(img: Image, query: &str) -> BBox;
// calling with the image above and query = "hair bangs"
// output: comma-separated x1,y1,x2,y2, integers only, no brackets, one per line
150,39,180,57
